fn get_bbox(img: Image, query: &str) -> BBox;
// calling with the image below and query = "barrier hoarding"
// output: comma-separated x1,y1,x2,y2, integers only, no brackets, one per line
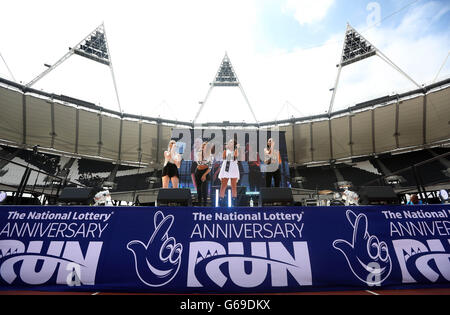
0,205,449,293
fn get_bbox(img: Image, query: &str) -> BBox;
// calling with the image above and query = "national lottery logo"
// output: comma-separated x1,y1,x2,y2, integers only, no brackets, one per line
333,210,392,286
127,211,183,287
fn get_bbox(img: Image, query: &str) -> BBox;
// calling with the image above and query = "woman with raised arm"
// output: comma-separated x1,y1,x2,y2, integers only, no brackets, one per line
162,140,182,189
218,139,240,207
264,138,282,188
195,141,212,207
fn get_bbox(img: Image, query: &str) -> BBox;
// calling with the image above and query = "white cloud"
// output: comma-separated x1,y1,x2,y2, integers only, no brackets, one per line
284,0,335,25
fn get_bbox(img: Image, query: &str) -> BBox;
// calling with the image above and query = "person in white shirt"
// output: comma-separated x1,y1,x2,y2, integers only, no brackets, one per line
218,139,240,207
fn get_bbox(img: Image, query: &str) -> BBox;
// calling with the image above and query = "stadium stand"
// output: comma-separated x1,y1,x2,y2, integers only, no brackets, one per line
296,166,337,191
0,143,448,196
1,145,60,175
335,164,381,187
78,158,135,174
290,148,449,192
369,149,449,187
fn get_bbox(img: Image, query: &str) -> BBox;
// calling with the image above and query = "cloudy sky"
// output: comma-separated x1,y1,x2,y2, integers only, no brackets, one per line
0,0,449,123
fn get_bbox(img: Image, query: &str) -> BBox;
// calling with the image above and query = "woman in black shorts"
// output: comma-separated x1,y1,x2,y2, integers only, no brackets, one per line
162,140,181,188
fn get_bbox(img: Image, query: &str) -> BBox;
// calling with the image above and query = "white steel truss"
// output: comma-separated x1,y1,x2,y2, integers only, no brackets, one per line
329,24,422,115
194,53,258,124
0,50,16,82
26,23,122,113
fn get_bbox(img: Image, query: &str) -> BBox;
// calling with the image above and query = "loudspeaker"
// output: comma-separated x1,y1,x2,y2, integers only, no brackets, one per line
358,186,399,205
157,189,192,207
58,187,97,205
259,188,293,206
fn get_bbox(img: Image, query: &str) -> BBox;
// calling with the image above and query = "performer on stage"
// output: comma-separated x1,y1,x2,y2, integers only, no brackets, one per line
218,139,240,207
264,138,282,188
190,138,203,191
195,142,212,207
162,140,182,189
246,143,261,192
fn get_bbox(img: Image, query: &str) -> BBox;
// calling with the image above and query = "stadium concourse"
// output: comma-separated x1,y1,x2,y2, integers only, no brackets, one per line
0,23,449,296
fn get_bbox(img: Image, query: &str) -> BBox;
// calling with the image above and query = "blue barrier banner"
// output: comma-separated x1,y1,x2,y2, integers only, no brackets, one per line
0,205,449,293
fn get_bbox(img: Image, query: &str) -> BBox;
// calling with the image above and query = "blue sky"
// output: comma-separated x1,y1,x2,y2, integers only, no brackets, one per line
255,0,450,53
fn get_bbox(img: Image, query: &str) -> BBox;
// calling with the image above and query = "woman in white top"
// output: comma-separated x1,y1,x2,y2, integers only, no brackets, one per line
264,138,282,188
218,139,240,207
162,140,182,189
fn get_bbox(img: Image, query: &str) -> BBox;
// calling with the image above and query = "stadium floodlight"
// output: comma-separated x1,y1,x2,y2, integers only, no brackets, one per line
336,181,353,190
328,24,422,115
26,23,122,113
385,175,405,186
193,52,258,124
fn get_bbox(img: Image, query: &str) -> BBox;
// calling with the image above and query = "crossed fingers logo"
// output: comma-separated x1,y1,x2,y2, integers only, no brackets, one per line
127,211,183,287
333,210,392,286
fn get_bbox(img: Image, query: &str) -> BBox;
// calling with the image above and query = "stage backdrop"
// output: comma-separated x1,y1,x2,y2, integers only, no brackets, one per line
171,129,291,191
0,205,449,293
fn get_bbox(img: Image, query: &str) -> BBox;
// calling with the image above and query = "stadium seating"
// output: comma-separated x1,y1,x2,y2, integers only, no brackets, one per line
1,146,60,175
336,164,381,187
291,148,449,191
296,166,337,191
369,149,449,187
0,143,448,195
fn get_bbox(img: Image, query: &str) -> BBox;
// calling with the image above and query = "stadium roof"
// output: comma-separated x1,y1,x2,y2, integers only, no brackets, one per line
0,75,449,166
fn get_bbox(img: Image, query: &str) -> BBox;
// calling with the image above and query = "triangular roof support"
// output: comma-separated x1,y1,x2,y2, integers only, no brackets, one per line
26,23,122,113
0,50,16,82
433,51,450,83
328,24,422,115
193,53,258,124
275,101,303,121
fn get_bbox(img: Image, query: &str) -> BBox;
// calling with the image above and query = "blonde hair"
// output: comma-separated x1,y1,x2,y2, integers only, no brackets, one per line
168,140,176,151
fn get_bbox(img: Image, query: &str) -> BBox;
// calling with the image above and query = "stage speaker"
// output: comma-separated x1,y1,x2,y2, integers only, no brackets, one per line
211,186,247,207
157,189,192,207
259,188,293,207
58,187,98,205
358,186,399,205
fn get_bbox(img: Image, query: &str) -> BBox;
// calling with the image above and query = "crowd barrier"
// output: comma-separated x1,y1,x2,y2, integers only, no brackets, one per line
0,205,449,293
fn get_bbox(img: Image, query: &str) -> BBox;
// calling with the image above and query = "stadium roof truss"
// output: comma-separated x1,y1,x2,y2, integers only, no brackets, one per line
329,24,423,114
193,53,258,125
0,24,448,167
26,23,123,113
0,50,16,82
0,75,448,167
